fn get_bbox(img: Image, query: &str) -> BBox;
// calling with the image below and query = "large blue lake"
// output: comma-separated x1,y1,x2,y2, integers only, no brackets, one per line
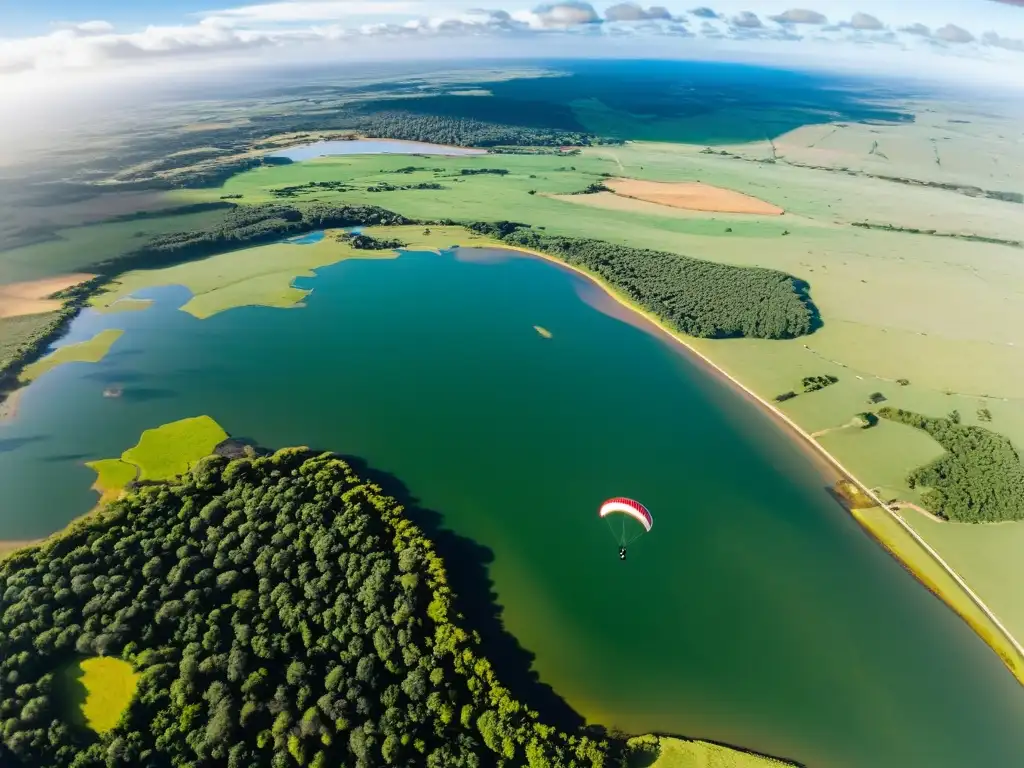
2,247,1024,768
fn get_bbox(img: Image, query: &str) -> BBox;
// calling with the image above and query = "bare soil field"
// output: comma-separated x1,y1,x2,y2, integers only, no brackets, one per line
0,273,93,318
605,177,785,215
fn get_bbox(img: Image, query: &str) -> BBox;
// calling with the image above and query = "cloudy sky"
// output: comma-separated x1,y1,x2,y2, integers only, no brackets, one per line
3,0,1024,92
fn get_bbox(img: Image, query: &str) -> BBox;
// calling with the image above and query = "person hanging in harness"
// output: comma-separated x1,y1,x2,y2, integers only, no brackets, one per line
599,498,652,563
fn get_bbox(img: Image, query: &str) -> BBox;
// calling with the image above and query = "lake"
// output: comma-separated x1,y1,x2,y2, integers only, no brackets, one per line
2,247,1024,768
269,138,485,161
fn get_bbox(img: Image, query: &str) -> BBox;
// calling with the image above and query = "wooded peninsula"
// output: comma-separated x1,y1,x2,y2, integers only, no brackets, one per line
0,449,630,767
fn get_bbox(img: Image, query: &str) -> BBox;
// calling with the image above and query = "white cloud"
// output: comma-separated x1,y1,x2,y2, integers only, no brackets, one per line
604,3,671,22
849,12,883,31
983,30,1024,51
0,0,1022,88
199,1,425,25
731,12,763,29
53,20,117,35
770,9,828,25
935,23,974,43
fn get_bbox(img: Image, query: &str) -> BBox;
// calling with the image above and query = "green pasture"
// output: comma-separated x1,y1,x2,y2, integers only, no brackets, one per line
121,415,228,481
0,312,58,363
18,329,123,383
92,225,496,320
58,657,139,735
628,735,796,768
85,459,138,504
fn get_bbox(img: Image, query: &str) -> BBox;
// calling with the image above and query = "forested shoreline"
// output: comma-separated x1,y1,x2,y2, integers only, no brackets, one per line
1,207,822,402
0,449,627,767
0,278,106,412
92,203,414,274
469,222,818,339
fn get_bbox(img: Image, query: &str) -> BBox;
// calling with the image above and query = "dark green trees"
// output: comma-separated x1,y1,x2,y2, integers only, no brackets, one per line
469,223,818,340
879,408,1024,522
0,449,620,767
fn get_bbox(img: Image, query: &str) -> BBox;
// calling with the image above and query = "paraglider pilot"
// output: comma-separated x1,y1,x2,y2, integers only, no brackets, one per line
618,546,627,561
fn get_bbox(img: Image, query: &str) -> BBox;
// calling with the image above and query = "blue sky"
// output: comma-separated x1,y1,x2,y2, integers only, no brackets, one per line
2,1,1024,91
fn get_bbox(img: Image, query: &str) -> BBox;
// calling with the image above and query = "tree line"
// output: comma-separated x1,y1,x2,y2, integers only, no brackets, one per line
468,223,818,339
92,204,414,274
878,407,1024,522
0,278,106,409
0,449,631,767
342,112,616,149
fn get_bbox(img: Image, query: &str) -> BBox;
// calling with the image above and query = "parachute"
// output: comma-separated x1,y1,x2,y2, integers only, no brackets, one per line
600,497,652,548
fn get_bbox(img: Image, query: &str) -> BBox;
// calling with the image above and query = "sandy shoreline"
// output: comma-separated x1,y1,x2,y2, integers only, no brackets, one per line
489,242,1024,673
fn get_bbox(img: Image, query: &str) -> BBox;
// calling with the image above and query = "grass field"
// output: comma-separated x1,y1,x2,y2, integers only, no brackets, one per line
85,458,139,504
852,505,1024,683
92,225,500,319
18,328,124,383
628,736,796,768
121,415,228,481
58,657,139,735
0,312,57,364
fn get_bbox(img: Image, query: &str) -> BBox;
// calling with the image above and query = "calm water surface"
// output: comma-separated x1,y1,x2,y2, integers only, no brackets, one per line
269,138,485,161
2,248,1023,768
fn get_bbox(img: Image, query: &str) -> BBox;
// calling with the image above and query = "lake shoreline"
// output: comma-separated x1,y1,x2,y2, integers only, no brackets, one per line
489,243,1024,682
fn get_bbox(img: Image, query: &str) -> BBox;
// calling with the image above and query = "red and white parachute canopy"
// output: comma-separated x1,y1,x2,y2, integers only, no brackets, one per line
599,497,652,532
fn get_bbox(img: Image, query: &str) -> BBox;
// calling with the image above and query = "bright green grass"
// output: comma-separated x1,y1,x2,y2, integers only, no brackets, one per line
121,415,228,481
94,298,153,314
84,459,138,504
628,736,796,768
59,657,139,734
18,329,123,383
901,510,1024,649
93,225,500,320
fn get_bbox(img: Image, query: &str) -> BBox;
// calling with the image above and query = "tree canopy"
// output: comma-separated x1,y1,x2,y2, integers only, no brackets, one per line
469,223,818,339
0,449,622,767
879,407,1024,522
95,204,413,273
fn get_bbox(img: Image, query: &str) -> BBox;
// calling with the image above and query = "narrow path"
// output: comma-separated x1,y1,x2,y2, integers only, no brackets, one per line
893,501,946,524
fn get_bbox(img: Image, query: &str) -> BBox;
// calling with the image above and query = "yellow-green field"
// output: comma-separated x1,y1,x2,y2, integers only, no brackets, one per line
18,328,124,383
85,458,139,504
59,657,139,734
92,225,500,319
84,415,227,505
628,736,796,768
121,415,228,481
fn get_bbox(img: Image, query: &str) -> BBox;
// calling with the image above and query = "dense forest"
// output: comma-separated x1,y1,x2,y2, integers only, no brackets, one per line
0,449,626,767
345,112,614,148
879,408,1024,523
344,233,407,251
469,223,818,339
94,204,413,274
